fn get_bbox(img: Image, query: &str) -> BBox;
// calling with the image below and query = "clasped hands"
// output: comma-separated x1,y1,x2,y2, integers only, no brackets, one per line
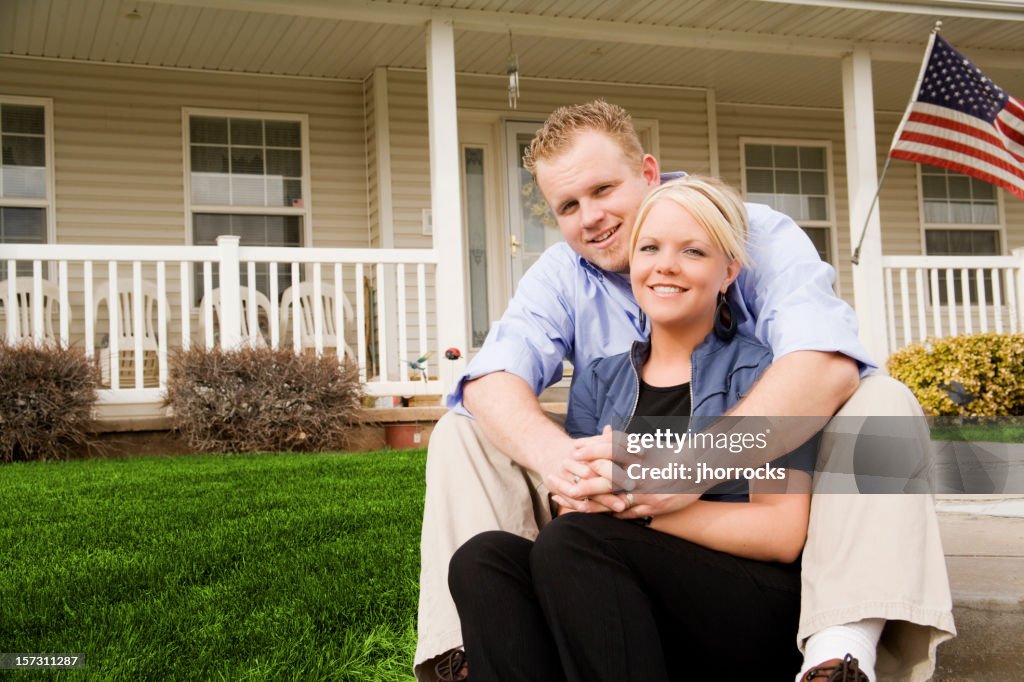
546,425,698,520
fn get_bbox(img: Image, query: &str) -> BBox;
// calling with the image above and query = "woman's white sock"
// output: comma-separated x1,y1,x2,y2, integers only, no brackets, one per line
796,618,885,682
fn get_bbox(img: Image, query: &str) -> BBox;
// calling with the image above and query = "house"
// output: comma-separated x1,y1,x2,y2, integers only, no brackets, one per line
1,0,1023,426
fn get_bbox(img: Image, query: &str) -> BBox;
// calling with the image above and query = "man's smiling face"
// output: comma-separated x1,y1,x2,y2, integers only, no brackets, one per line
534,129,659,274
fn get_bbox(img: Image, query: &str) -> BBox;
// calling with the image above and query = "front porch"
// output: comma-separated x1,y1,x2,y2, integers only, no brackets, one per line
5,240,1024,429
882,250,1024,351
2,0,1023,428
3,238,450,427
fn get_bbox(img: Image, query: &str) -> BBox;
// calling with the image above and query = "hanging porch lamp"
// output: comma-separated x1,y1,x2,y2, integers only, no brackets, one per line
507,31,520,110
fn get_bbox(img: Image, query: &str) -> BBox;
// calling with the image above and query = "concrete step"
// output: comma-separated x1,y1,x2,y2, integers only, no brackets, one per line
934,507,1024,681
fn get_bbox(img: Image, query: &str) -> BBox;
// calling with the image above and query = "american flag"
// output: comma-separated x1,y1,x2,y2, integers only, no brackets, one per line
890,33,1024,200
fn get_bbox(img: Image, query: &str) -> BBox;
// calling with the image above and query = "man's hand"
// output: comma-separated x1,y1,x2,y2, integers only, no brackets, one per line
547,459,624,514
464,372,618,512
554,427,626,512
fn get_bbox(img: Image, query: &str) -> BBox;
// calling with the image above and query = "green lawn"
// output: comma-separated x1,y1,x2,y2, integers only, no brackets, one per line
930,420,1024,443
0,450,425,681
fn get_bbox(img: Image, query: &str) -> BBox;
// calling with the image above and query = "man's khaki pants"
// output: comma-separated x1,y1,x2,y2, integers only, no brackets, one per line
414,375,956,682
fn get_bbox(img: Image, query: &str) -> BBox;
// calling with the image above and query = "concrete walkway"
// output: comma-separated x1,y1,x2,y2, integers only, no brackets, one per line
933,496,1024,681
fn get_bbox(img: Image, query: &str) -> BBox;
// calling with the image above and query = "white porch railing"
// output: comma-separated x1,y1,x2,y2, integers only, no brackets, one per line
881,248,1024,353
1,238,442,408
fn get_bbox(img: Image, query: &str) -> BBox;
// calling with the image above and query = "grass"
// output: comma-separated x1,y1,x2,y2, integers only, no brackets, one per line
0,450,425,681
930,420,1024,443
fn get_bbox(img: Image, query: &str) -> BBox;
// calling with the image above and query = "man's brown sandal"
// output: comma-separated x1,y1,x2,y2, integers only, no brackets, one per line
803,653,870,681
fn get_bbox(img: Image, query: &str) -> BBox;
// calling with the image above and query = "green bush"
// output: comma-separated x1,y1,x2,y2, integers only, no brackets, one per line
0,341,99,462
888,333,1024,416
165,347,364,453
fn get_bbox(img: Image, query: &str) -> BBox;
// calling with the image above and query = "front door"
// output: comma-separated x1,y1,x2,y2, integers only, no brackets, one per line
458,115,657,364
504,121,560,290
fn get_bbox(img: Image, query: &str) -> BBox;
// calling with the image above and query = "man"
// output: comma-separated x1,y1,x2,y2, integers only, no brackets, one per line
416,101,954,682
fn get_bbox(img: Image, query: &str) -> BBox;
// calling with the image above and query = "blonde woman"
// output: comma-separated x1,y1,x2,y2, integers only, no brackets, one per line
448,176,816,681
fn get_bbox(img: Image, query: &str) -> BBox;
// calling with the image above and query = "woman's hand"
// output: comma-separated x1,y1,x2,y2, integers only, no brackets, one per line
571,425,702,519
548,426,629,513
572,424,616,463
613,493,701,519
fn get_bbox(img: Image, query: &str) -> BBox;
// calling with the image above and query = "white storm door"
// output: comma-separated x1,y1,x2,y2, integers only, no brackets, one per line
504,121,560,290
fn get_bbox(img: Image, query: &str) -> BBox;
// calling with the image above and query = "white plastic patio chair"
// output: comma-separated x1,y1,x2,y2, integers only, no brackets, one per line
197,286,274,348
279,280,355,358
0,277,66,345
93,278,168,388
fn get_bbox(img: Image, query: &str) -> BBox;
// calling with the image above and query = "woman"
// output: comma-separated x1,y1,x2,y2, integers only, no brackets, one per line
448,176,816,681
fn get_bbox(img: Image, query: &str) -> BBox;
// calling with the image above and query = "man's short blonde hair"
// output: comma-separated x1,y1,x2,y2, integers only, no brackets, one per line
523,100,644,174
630,175,750,268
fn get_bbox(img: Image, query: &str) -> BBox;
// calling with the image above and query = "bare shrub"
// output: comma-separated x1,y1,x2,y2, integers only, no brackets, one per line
0,341,99,462
165,347,364,453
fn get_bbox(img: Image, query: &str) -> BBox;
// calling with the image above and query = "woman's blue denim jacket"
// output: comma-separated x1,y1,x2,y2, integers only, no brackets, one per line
565,330,772,439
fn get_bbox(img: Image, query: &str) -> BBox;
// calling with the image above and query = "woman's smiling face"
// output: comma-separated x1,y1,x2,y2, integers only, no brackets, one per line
630,199,739,333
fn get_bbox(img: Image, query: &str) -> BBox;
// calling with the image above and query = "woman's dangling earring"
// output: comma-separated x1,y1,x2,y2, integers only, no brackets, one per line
714,290,736,340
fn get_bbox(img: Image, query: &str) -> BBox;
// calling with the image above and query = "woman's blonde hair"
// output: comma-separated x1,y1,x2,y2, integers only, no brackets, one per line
630,175,750,268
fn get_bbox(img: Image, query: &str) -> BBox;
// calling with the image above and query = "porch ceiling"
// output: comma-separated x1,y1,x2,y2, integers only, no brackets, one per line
1,0,1021,110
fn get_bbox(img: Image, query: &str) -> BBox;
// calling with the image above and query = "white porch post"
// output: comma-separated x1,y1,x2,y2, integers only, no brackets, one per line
842,46,889,366
426,18,468,393
216,235,242,350
375,66,400,381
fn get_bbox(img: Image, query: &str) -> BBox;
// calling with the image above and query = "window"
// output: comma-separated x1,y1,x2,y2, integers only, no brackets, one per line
185,110,309,300
921,165,998,225
1,98,52,277
742,141,833,265
462,146,491,349
920,165,1001,304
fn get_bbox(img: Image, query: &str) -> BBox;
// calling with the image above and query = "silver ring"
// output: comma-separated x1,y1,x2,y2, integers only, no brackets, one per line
572,474,580,485
625,492,635,508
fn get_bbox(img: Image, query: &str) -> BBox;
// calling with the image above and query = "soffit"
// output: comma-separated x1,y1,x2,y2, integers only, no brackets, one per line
0,0,1020,109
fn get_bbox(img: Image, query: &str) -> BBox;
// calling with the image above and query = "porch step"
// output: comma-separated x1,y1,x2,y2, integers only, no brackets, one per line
90,402,568,452
934,508,1024,681
352,402,567,450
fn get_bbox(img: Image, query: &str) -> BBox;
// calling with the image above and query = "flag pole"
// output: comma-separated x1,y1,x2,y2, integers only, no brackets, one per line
851,21,942,266
850,156,893,265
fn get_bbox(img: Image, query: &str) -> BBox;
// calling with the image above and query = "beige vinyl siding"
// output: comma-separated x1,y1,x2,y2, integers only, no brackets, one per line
453,74,711,173
717,102,923,305
874,112,923,257
0,56,370,248
384,68,710,248
0,56,372,357
1006,196,1024,252
387,70,432,249
383,70,709,367
717,103,849,298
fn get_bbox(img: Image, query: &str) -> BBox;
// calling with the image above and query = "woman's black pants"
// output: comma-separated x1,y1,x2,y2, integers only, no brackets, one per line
448,512,803,682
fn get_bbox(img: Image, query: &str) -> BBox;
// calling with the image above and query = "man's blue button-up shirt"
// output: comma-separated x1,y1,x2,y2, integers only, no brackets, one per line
448,201,876,413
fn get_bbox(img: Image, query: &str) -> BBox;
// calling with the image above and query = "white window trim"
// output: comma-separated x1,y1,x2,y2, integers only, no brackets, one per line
0,95,56,244
181,107,313,248
739,137,839,283
915,164,1007,255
